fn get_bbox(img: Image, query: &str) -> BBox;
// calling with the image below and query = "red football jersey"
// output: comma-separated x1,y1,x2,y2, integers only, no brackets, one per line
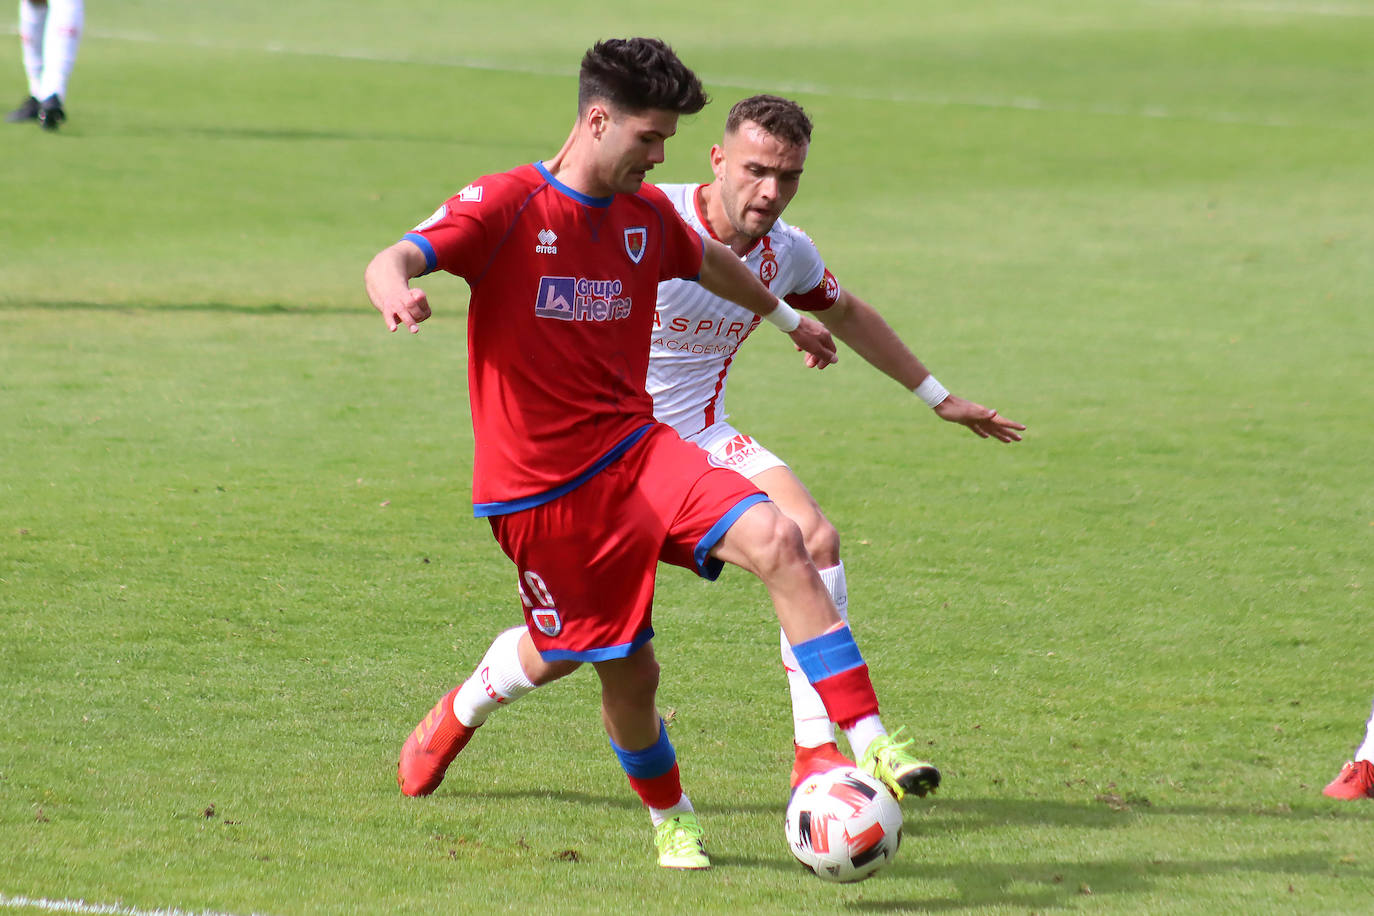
403,162,705,516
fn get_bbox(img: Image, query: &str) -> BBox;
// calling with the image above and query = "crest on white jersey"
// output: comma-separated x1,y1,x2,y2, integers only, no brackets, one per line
759,248,779,286
624,227,647,264
411,205,447,232
457,183,483,203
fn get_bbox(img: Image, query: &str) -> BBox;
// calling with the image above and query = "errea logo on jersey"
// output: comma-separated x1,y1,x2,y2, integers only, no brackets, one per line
535,277,632,322
457,183,483,202
535,228,558,254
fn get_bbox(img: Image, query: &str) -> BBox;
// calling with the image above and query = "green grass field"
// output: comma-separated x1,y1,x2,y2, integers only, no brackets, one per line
2,1,1372,913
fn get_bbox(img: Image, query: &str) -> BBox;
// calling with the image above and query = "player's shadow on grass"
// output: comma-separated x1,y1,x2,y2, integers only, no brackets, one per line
860,799,1369,912
851,851,1358,912
450,791,1370,907
920,796,1369,831
714,799,1370,910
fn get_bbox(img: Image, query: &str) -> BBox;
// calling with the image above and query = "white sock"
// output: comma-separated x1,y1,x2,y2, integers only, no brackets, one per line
451,627,536,728
648,793,693,827
1356,697,1374,763
19,0,47,98
779,561,850,748
36,0,81,101
842,714,887,763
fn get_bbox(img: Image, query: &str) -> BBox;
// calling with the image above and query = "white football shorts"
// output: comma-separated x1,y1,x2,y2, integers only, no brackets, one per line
685,421,788,481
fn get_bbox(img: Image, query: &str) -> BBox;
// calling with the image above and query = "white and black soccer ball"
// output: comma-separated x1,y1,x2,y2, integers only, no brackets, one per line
784,765,903,883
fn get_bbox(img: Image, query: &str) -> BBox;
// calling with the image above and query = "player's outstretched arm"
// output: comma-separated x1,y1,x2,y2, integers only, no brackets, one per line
820,289,1025,442
697,238,837,367
364,241,433,334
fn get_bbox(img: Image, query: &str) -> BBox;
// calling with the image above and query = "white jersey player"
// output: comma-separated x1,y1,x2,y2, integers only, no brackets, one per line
649,95,1026,785
649,181,840,440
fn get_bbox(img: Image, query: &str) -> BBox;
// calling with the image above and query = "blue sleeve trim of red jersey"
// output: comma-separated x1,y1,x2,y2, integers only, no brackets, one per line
471,424,655,518
536,627,655,663
403,233,437,274
693,492,772,580
533,160,614,209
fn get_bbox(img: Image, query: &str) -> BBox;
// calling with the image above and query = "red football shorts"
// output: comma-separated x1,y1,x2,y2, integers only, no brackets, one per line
487,423,769,663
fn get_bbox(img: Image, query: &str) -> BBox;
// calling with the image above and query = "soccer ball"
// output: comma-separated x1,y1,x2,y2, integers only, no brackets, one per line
784,765,903,883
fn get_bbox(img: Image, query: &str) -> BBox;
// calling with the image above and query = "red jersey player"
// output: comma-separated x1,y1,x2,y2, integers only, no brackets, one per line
432,94,1026,797
365,39,936,870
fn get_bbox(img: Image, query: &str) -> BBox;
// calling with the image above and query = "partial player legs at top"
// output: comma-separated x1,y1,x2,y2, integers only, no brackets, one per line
8,0,82,129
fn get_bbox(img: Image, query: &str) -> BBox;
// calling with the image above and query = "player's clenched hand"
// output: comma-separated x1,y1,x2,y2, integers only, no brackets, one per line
933,395,1026,442
378,287,432,334
789,315,838,369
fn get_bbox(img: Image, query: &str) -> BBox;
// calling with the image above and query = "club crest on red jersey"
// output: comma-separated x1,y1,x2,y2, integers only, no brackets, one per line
624,227,647,264
532,607,563,637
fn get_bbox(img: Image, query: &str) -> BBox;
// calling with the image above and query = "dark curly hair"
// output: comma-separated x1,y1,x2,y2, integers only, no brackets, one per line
725,94,812,147
578,38,709,116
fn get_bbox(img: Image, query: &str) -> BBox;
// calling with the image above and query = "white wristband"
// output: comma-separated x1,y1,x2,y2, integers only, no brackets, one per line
913,374,950,408
764,299,802,333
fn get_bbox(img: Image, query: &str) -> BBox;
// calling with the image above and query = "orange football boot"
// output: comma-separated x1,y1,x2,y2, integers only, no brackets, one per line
397,687,476,797
1323,760,1374,800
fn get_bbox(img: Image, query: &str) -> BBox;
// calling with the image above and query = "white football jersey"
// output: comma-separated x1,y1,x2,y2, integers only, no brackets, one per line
648,183,841,437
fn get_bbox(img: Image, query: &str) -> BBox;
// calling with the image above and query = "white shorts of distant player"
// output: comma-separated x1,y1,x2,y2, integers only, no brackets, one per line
686,421,787,480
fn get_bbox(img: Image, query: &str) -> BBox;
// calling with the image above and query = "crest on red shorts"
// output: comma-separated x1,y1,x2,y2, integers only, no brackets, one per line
532,608,563,637
624,227,647,264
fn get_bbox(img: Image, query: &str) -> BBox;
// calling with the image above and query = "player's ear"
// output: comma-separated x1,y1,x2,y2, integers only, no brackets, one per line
587,104,610,140
709,144,726,177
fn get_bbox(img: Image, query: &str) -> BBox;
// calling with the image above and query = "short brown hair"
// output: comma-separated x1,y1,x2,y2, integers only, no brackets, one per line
578,38,709,116
724,95,812,146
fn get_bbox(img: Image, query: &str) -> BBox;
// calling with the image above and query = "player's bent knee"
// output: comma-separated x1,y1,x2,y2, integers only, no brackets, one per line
743,505,810,575
799,516,840,568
